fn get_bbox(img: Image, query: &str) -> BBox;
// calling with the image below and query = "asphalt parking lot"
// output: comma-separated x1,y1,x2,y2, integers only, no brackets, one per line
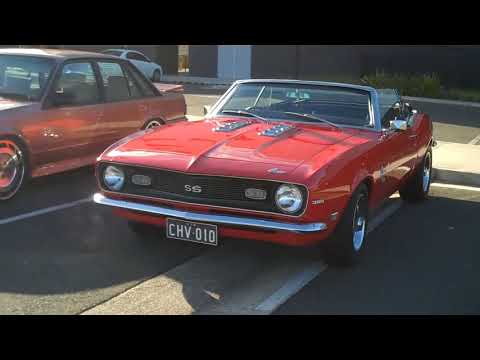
0,85,479,315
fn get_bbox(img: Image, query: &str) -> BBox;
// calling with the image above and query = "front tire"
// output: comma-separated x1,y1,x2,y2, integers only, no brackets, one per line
0,138,27,201
399,148,432,202
324,183,370,267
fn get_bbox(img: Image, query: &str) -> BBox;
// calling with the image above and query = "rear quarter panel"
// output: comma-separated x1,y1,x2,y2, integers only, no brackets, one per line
141,93,187,125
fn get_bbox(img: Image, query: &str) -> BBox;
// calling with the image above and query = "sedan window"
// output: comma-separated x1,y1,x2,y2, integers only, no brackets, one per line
55,62,100,106
98,62,131,102
0,55,55,101
126,52,149,62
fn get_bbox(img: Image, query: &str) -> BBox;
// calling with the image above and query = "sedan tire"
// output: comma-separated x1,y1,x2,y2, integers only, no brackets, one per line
152,70,162,82
0,138,27,201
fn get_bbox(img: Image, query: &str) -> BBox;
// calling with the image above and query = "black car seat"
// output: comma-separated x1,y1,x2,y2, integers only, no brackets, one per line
106,75,129,102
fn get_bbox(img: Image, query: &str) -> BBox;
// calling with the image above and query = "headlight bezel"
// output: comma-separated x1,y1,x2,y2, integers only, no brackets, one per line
274,184,305,215
103,165,126,192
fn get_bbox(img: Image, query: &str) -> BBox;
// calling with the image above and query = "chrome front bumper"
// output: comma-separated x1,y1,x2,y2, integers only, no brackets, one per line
93,193,327,234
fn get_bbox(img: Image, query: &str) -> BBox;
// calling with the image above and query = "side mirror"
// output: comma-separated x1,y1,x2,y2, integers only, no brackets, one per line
390,119,408,131
203,105,212,116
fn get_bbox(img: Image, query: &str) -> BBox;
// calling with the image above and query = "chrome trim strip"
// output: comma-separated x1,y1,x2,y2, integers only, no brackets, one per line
93,193,327,233
207,79,382,133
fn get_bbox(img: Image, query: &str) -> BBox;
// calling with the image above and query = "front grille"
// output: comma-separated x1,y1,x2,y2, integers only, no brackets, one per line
98,163,307,215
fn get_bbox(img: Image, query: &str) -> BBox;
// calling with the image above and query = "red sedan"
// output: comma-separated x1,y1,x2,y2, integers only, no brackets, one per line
0,48,187,200
93,80,434,266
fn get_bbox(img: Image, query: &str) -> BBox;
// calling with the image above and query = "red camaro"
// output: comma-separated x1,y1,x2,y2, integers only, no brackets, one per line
94,80,434,266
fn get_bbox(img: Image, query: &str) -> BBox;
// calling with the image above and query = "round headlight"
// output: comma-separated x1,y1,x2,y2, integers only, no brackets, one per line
275,184,304,214
103,166,125,191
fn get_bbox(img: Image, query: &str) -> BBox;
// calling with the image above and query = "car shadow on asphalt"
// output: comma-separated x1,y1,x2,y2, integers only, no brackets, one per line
275,188,480,315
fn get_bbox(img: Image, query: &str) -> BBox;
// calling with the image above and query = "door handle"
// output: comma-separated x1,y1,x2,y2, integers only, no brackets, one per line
409,134,418,139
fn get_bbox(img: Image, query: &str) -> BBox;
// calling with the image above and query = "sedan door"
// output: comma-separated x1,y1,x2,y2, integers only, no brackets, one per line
374,100,418,200
34,61,103,167
94,60,144,151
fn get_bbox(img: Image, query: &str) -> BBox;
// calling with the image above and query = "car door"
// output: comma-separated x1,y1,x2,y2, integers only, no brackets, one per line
126,52,152,79
37,60,103,166
375,97,417,198
94,60,143,151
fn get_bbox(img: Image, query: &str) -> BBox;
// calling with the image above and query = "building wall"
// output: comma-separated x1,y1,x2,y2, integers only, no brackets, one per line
189,45,217,77
251,45,297,79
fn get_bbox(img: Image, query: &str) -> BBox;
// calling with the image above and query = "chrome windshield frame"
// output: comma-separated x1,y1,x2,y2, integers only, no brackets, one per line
206,79,383,132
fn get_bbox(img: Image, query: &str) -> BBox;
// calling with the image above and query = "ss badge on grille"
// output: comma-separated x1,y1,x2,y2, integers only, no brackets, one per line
185,185,202,193
245,188,267,200
132,174,152,186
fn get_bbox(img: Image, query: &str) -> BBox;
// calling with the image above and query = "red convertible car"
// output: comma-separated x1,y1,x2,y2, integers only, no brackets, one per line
0,48,186,200
93,80,434,266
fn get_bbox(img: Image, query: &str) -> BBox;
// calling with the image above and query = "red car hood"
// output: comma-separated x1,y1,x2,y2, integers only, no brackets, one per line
102,117,368,182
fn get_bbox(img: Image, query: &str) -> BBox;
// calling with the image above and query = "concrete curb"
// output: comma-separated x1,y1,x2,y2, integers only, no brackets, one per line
432,141,480,188
432,168,480,188
404,96,480,108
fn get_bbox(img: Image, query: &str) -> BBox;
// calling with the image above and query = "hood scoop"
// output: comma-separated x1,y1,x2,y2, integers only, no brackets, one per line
260,124,295,137
214,120,252,133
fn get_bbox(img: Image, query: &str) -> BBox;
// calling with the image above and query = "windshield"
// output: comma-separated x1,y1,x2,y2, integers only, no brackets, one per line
216,83,372,127
0,55,56,101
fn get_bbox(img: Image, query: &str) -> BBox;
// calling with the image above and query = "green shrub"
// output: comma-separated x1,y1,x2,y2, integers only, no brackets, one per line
361,71,442,98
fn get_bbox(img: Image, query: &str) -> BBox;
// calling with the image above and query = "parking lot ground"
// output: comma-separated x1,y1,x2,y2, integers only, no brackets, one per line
0,85,479,315
275,184,480,315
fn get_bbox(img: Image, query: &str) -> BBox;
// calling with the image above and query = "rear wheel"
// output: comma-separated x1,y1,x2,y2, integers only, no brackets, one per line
144,119,163,130
323,183,370,267
152,70,162,82
399,148,432,202
0,138,27,201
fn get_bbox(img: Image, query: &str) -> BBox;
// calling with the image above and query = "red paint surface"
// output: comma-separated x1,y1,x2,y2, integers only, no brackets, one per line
98,113,433,246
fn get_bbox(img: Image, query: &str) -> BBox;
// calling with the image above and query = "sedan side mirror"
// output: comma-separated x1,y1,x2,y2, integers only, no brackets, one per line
390,119,408,131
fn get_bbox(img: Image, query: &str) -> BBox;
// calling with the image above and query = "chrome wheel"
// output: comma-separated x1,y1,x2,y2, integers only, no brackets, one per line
145,120,162,130
423,152,432,193
0,140,25,200
352,194,367,252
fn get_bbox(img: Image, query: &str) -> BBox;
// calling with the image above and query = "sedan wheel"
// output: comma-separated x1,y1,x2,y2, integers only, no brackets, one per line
0,140,26,200
144,120,163,130
152,70,162,82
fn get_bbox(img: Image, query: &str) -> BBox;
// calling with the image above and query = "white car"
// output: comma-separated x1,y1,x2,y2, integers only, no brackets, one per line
102,49,163,82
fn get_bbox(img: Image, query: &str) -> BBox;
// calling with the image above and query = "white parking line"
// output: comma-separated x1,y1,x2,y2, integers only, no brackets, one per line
468,134,480,145
255,262,327,313
0,197,92,226
430,182,480,192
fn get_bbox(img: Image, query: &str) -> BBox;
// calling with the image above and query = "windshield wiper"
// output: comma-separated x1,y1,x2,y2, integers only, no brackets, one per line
221,110,268,123
283,112,341,130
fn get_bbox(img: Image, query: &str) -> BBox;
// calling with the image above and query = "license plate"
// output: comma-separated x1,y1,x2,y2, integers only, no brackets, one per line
166,218,218,246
